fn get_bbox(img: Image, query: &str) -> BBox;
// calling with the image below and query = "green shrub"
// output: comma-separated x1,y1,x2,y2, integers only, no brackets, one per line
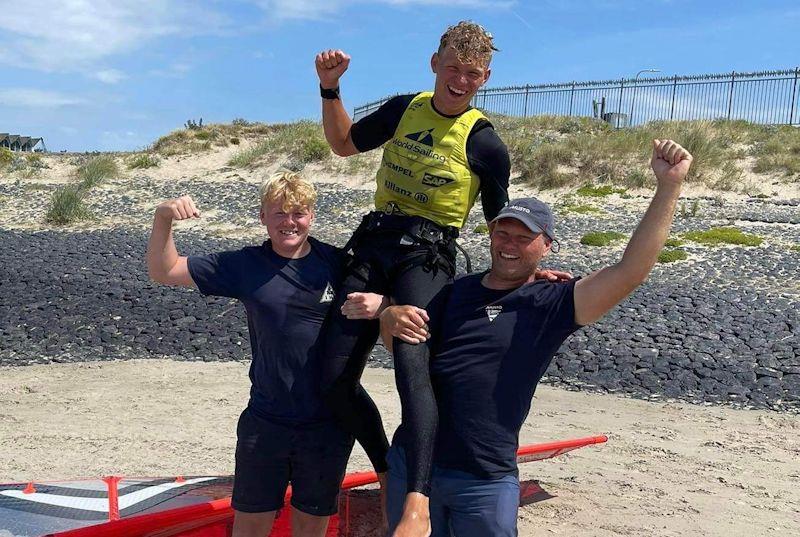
296,137,330,163
576,184,627,197
0,148,13,167
127,153,160,169
25,154,46,168
229,142,270,167
682,227,763,247
560,203,604,215
580,231,626,246
679,199,700,218
77,156,118,188
194,129,214,140
473,223,489,234
790,244,800,252
45,185,90,224
230,137,240,145
658,249,688,263
624,168,649,188
664,238,684,248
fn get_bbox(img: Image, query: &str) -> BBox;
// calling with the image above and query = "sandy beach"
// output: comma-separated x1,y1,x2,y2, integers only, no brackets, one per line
1,359,797,536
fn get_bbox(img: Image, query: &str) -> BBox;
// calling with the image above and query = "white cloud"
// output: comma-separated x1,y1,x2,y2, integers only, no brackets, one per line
0,1,229,71
0,88,86,108
94,69,127,84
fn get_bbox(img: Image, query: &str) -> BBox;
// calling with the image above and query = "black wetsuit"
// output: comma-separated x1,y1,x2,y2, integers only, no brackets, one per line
320,94,510,494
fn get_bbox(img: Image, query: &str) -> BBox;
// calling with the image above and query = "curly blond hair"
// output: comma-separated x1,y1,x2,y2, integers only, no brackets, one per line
438,20,498,66
259,169,317,211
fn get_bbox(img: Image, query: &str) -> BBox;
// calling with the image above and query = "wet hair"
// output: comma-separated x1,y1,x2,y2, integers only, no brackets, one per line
259,169,317,212
438,20,498,66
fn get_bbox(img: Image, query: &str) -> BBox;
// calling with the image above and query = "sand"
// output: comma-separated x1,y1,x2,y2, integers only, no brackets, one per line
1,359,797,536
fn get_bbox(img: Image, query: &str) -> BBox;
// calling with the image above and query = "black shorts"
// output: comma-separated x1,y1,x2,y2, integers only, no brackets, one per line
231,408,355,516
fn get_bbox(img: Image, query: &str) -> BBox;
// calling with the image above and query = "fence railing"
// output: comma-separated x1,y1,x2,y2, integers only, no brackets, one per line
353,68,800,127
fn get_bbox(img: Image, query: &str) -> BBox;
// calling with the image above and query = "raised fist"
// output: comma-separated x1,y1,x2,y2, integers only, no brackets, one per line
155,195,201,222
651,139,693,186
315,49,350,89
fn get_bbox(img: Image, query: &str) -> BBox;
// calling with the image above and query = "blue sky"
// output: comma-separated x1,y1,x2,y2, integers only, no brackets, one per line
1,0,798,152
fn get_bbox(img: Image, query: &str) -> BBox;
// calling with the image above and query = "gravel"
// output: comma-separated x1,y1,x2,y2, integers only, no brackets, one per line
1,183,798,412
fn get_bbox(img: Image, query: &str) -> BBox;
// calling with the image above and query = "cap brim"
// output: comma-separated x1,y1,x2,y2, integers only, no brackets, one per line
491,214,546,235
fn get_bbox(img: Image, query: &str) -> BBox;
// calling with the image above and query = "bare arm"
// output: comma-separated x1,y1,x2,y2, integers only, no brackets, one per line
574,140,693,325
146,196,200,288
316,49,359,157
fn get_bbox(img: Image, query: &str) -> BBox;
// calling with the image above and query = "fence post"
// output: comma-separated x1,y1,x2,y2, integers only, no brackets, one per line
789,67,799,125
523,85,530,117
669,76,678,120
568,81,576,116
616,79,624,128
727,71,736,120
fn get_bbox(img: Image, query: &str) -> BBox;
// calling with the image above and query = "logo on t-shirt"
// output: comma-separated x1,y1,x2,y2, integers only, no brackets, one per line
320,282,335,303
485,305,502,322
404,128,435,147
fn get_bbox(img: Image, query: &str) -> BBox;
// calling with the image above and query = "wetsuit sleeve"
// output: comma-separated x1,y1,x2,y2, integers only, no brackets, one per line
467,121,510,221
350,94,415,153
187,251,243,299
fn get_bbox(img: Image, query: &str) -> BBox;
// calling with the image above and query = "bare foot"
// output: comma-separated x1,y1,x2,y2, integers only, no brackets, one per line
391,493,430,537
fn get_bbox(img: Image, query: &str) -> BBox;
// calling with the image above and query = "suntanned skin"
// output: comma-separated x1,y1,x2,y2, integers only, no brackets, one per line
146,195,389,537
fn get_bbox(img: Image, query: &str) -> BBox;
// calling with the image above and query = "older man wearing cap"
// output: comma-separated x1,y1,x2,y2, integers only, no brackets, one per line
380,139,693,536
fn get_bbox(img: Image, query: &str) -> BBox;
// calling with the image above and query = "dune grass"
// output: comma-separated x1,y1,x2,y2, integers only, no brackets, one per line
45,185,90,224
228,121,329,168
0,148,12,168
580,231,626,246
682,227,763,247
127,153,160,169
497,117,795,190
76,155,118,189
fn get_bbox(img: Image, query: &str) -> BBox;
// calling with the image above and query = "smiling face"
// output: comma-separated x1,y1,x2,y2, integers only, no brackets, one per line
260,199,314,259
487,218,551,288
430,45,491,115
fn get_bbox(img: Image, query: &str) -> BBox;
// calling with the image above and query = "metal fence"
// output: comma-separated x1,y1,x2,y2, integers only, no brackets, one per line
353,68,800,127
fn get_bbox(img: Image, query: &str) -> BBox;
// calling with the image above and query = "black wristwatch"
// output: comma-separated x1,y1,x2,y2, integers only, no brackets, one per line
320,85,340,100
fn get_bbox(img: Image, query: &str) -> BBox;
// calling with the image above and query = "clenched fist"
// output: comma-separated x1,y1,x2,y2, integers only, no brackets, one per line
651,139,693,186
315,49,350,89
155,195,201,222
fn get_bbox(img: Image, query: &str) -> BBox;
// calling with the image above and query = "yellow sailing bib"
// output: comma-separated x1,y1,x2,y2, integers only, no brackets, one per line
374,92,486,228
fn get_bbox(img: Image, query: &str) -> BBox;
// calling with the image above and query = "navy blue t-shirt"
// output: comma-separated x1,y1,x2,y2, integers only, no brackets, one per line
187,238,343,426
425,272,581,478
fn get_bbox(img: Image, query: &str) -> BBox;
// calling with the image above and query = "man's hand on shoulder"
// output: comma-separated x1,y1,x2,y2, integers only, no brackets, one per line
534,268,572,282
315,49,350,89
155,196,201,223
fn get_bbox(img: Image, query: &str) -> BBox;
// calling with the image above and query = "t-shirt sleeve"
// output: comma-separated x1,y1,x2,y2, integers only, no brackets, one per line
533,278,582,334
187,251,245,299
350,94,415,153
466,121,510,221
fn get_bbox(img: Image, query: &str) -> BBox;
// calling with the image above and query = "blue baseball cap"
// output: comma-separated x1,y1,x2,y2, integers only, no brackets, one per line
491,198,560,251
